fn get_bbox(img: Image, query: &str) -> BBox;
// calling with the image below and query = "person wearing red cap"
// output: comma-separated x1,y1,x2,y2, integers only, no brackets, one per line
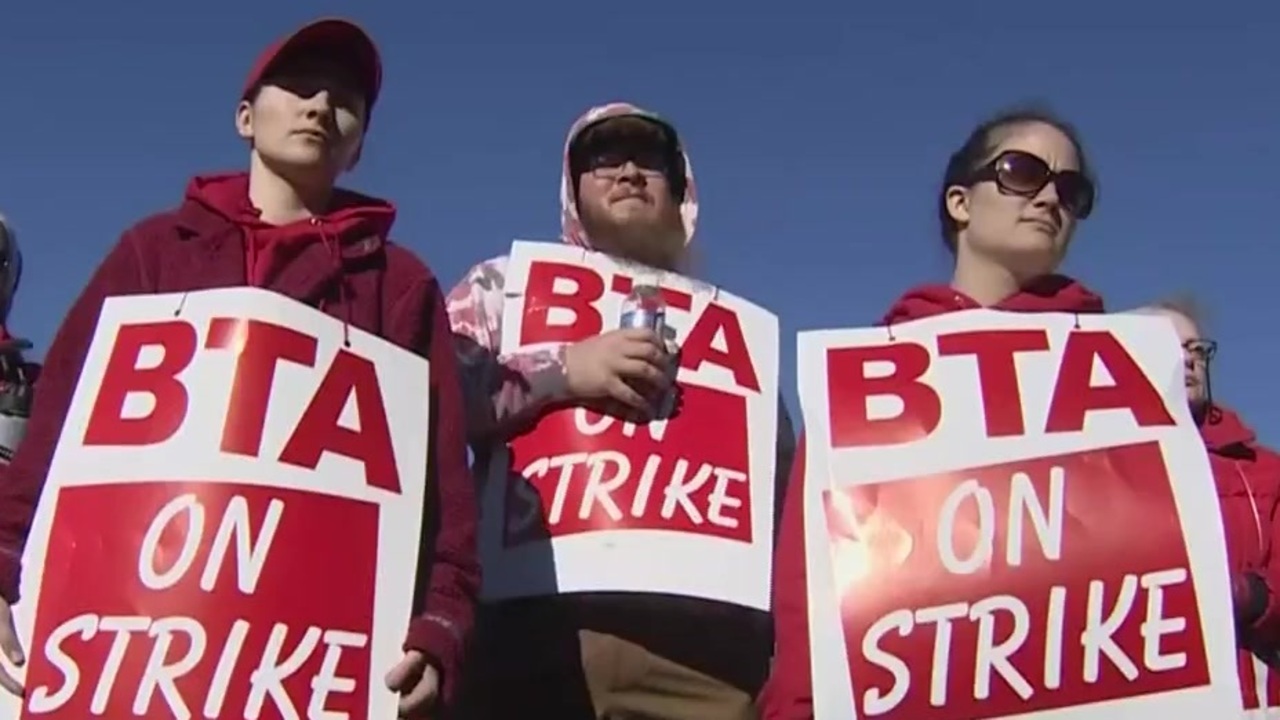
0,18,478,717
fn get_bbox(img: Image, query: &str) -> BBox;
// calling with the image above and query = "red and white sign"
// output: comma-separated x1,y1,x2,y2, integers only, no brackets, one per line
1,288,430,720
480,241,779,609
796,310,1240,719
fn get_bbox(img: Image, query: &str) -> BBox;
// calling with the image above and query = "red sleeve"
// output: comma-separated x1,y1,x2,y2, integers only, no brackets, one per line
0,235,146,603
397,278,479,705
1247,448,1280,645
759,433,815,720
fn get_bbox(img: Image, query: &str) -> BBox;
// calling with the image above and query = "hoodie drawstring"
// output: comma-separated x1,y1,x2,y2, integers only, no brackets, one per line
313,219,352,347
1236,461,1266,553
245,233,262,288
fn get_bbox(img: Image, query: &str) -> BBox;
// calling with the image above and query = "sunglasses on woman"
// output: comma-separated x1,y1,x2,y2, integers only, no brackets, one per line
966,150,1095,219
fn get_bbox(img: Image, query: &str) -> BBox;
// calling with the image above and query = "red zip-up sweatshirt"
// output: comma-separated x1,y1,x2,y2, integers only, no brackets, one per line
1201,404,1280,710
758,276,1105,719
0,173,478,702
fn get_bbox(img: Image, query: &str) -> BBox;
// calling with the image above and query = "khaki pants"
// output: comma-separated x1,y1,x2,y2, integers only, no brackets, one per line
579,630,756,719
456,629,757,719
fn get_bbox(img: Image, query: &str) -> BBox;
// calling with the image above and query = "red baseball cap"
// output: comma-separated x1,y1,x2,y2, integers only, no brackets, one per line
242,18,382,116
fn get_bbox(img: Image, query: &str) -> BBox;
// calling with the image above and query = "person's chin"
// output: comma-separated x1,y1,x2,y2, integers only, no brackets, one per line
1012,225,1062,250
985,236,1056,275
269,152,341,181
608,197,652,215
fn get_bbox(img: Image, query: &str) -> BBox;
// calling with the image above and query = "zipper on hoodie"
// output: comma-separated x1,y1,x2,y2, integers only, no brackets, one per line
1237,461,1265,552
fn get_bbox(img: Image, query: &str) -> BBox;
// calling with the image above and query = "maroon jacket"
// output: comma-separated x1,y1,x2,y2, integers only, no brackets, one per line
0,173,478,701
759,276,1105,719
1201,404,1280,708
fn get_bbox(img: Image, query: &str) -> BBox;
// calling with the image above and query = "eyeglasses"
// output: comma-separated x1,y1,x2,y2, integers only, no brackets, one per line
966,150,1095,219
581,148,672,181
1183,339,1217,362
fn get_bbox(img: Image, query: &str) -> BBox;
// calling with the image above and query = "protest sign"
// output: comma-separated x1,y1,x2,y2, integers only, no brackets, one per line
1,287,429,719
479,241,779,609
796,310,1240,719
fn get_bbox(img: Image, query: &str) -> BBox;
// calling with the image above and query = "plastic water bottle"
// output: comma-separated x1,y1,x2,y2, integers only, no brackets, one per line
619,283,666,335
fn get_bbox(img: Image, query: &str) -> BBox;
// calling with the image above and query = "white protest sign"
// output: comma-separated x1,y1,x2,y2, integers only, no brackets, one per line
479,240,779,609
796,310,1239,719
1,287,429,719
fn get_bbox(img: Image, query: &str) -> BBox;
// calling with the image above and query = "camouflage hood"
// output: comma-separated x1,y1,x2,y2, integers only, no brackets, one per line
559,102,699,249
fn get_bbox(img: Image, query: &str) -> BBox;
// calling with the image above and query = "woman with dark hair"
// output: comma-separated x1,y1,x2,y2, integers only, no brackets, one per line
759,107,1101,719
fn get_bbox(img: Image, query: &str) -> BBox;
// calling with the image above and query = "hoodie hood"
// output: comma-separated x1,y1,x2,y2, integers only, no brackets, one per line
0,214,32,355
559,102,699,250
883,275,1105,325
183,172,395,287
0,214,21,329
1201,404,1258,454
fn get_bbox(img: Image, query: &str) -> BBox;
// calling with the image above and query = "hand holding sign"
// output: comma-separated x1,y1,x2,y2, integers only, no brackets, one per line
385,650,438,718
564,328,669,410
0,600,22,696
482,241,780,609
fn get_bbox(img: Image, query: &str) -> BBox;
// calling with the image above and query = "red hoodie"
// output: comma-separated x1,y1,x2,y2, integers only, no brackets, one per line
0,173,478,702
1200,404,1280,709
759,275,1104,719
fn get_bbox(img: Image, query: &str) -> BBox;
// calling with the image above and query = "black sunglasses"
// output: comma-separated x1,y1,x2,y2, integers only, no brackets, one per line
966,150,1095,219
580,146,673,178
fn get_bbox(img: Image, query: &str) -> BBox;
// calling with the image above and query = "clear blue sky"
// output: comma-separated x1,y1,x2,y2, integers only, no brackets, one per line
1,3,1277,439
